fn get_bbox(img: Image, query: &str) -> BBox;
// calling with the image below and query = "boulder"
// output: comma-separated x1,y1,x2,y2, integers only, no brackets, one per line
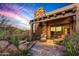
19,40,27,44
0,41,9,52
5,44,18,54
40,37,46,42
18,43,27,50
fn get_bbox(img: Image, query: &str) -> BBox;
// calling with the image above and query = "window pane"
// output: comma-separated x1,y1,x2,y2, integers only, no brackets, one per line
56,26,62,31
51,27,55,31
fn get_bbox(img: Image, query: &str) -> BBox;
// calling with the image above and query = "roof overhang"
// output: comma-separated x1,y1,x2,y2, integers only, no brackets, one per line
31,13,76,24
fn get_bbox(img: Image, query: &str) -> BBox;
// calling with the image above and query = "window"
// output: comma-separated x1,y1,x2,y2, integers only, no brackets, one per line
56,26,62,32
51,26,62,32
51,27,55,31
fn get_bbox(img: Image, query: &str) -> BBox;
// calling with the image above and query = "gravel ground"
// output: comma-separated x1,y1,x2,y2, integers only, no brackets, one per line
31,41,66,56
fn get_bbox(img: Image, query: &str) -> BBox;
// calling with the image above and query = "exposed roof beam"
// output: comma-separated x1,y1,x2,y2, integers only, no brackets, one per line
31,13,76,24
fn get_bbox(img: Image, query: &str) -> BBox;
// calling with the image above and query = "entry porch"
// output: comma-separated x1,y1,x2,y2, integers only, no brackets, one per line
37,16,75,42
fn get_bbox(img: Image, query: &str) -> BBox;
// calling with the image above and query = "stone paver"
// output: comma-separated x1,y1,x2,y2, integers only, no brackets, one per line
31,41,66,56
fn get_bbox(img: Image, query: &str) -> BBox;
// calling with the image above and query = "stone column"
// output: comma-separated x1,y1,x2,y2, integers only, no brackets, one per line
76,6,79,33
40,22,47,42
48,25,51,39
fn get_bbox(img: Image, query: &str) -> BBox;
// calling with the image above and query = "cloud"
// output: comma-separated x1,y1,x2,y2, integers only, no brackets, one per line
0,4,35,30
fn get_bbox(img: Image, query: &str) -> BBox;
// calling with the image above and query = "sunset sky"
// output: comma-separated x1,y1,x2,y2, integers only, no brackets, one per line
0,3,72,30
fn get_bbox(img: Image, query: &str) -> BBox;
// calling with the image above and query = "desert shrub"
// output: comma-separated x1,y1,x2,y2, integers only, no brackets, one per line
15,50,32,56
10,35,19,46
0,29,7,40
0,30,5,39
63,34,79,56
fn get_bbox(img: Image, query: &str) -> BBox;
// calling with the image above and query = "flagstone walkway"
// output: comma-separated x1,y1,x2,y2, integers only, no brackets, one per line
31,41,66,56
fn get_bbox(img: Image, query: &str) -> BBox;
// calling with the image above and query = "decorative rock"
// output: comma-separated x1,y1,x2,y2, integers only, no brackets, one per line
5,44,18,54
18,43,27,50
40,38,46,42
40,34,47,42
0,41,9,52
19,40,27,44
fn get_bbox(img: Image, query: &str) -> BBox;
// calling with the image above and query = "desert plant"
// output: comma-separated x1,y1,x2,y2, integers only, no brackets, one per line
15,50,32,56
63,34,79,56
10,35,19,46
0,29,7,40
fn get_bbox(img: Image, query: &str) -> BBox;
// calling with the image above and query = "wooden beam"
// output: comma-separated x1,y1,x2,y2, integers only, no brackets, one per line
31,13,76,24
62,11,65,15
53,14,56,17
